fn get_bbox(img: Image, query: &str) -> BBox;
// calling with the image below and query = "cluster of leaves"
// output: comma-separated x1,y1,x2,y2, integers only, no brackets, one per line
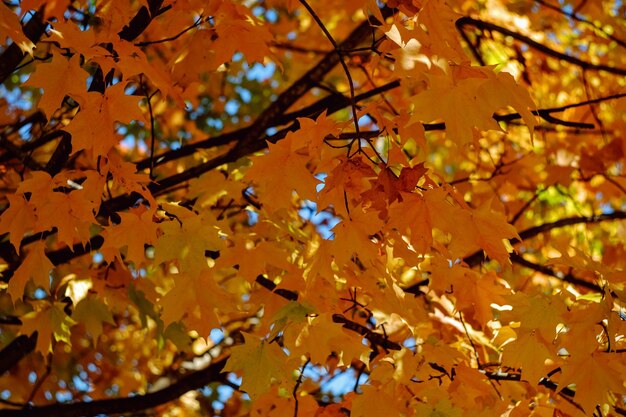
2,0,626,416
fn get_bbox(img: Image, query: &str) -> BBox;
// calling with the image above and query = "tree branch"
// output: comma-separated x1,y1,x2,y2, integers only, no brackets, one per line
299,0,362,147
0,333,36,375
509,253,601,291
118,0,171,42
457,16,626,76
0,10,397,281
0,357,229,417
534,0,626,51
464,211,626,270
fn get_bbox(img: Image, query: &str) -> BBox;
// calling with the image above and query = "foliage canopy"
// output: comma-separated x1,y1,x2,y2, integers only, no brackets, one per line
2,0,626,416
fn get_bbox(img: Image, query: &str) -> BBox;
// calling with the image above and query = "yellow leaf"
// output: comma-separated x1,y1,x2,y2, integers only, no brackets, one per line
330,205,383,268
73,295,115,345
224,333,292,401
247,133,319,210
285,313,371,366
501,328,556,385
351,385,405,417
101,206,158,266
154,203,225,275
160,270,233,337
558,352,625,414
20,302,75,356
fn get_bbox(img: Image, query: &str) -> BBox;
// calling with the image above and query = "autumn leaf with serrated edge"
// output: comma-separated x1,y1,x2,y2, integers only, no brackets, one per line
224,333,292,401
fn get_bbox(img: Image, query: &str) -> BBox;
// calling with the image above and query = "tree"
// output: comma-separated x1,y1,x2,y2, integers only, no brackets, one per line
1,0,626,415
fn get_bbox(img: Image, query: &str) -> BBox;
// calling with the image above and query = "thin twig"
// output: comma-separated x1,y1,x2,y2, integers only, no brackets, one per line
457,25,486,66
509,190,541,225
293,358,310,417
299,0,362,153
509,253,601,292
457,16,626,76
581,70,607,141
458,312,481,368
24,356,52,406
140,75,157,179
134,15,203,47
534,0,626,50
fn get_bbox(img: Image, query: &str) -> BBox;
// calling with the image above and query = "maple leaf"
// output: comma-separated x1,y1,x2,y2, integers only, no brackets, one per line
0,193,36,253
500,291,568,340
216,238,293,282
48,19,97,60
224,333,292,401
387,192,433,254
20,302,76,356
318,156,377,217
414,400,463,417
330,205,383,268
0,3,35,54
154,202,225,275
23,55,89,117
34,189,97,247
361,164,427,215
501,328,556,385
410,64,536,144
110,40,184,104
247,133,319,210
101,206,158,266
15,171,57,204
211,2,273,65
284,313,371,366
8,240,53,301
269,300,315,341
3,1,626,416
350,385,405,417
448,365,500,408
160,271,233,336
66,82,145,155
104,150,155,208
469,202,520,265
72,295,115,345
299,112,343,163
418,0,466,61
558,352,625,414
21,0,68,20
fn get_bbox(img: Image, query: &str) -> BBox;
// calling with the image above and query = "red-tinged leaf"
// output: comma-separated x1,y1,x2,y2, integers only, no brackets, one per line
318,156,377,217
